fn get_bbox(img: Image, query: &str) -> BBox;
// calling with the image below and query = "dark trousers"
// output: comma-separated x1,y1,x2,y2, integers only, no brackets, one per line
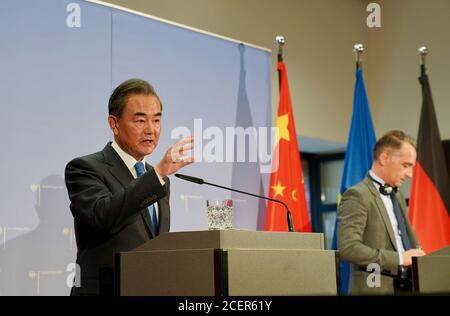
394,267,413,295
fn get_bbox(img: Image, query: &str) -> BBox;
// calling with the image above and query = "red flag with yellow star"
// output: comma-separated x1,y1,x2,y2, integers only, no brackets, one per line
264,61,311,232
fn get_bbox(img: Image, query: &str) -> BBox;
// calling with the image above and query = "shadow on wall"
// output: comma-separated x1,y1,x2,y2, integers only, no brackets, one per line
231,44,267,231
0,175,76,296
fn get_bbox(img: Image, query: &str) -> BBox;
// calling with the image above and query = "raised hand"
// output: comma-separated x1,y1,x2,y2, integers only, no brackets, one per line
155,135,194,177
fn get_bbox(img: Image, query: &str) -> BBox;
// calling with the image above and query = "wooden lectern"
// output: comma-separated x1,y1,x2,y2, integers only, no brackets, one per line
116,230,339,296
412,245,450,294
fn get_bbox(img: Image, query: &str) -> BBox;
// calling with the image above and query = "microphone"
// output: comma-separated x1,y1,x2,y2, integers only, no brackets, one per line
175,173,204,184
174,173,294,232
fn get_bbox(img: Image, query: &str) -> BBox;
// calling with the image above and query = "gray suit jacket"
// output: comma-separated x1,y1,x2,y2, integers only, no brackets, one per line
65,142,170,295
337,176,419,295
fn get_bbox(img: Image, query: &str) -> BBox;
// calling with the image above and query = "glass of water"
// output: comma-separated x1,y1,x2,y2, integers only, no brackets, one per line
206,199,233,230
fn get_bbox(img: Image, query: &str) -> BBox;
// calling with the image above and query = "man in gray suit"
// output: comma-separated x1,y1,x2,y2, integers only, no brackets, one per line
338,130,425,295
65,79,193,295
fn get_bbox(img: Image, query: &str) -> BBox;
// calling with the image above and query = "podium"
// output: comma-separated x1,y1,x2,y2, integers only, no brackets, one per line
412,246,450,294
116,230,339,296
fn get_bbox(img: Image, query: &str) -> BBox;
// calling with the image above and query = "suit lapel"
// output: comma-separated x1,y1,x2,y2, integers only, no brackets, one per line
157,193,170,234
102,143,156,237
363,177,398,250
397,192,420,248
102,143,134,187
140,205,156,237
143,200,168,237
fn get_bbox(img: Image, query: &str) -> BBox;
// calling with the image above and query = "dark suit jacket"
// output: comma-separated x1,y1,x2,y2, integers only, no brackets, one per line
65,142,170,295
338,176,420,295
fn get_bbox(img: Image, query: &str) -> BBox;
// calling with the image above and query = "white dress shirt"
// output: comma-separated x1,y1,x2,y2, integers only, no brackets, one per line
368,170,405,266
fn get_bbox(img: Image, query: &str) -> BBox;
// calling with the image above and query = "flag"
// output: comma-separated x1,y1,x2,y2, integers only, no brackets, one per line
331,67,376,294
409,66,450,254
264,61,311,232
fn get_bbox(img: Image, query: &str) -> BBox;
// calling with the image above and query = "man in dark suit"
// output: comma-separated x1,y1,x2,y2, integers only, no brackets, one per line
65,79,193,296
338,130,426,295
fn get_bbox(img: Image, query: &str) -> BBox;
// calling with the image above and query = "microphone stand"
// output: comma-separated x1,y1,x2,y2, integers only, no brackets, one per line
175,174,294,232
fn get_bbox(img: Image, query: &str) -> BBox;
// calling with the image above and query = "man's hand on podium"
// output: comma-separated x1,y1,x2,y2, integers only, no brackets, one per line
402,248,426,266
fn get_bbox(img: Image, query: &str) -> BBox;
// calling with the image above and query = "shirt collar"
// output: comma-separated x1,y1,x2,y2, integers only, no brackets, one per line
111,141,145,173
369,170,385,187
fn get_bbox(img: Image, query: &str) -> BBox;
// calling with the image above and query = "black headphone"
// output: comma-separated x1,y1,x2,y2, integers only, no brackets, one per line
368,173,397,196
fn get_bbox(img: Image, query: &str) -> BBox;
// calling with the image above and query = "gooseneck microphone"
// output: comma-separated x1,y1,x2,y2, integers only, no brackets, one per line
175,173,294,232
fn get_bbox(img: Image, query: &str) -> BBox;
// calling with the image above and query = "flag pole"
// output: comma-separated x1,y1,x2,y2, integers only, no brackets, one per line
276,35,285,62
268,35,296,232
417,46,428,76
275,36,285,90
353,43,364,70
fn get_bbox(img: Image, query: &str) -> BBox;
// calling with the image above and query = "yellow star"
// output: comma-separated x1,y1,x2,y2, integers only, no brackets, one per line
276,114,290,145
272,181,286,197
291,190,297,201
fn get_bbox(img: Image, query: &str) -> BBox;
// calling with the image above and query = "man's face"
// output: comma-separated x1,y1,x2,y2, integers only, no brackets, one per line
109,93,162,161
384,142,417,187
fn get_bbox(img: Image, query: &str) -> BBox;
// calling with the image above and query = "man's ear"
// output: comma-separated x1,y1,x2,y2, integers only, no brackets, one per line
108,115,119,136
379,150,390,166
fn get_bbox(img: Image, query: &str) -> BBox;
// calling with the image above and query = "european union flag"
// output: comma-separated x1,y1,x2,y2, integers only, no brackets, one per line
332,68,376,295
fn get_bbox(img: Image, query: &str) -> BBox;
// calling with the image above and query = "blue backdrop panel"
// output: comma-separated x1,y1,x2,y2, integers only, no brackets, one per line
0,0,271,295
0,0,111,295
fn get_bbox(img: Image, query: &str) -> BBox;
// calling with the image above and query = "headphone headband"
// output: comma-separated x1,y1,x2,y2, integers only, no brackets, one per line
367,173,397,196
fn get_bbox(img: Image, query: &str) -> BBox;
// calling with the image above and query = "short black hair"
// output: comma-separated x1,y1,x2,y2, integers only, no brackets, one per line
373,130,416,160
108,79,162,117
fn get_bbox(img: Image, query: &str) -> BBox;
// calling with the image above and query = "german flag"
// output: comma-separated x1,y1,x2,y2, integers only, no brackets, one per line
409,65,450,253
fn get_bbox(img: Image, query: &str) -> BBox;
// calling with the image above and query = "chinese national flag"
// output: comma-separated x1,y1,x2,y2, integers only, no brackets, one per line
264,61,311,232
409,66,450,253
